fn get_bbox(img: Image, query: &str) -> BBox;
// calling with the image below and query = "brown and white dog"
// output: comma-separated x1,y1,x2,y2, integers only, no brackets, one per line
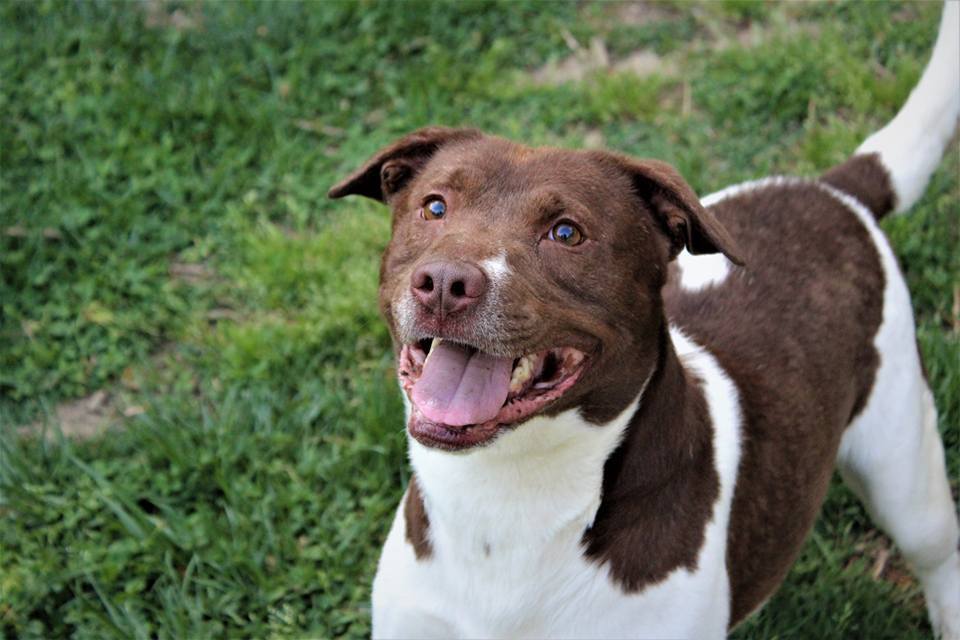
329,4,960,638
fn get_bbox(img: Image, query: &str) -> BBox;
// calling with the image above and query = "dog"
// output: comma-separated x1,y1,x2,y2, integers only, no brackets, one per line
328,3,960,638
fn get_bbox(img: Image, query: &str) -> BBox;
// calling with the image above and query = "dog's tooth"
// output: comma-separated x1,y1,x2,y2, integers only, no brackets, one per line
510,354,535,392
565,349,584,368
424,338,443,367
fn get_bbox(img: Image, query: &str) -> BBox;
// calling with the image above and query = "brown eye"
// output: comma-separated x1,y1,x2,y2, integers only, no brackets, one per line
421,197,446,220
548,221,584,246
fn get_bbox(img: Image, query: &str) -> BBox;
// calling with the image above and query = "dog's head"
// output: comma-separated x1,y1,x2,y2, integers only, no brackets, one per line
330,127,741,451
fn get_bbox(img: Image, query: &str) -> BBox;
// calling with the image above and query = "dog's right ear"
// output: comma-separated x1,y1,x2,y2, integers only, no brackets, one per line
328,127,482,203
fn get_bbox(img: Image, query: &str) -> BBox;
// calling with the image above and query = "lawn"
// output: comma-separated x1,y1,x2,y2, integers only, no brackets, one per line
1,1,957,638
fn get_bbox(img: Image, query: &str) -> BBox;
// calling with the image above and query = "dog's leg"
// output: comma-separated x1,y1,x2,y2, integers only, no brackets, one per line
371,496,457,639
833,179,959,636
838,325,959,639
832,7,960,635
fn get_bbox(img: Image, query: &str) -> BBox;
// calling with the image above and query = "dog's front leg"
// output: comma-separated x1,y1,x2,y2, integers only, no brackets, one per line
372,605,455,640
371,498,457,639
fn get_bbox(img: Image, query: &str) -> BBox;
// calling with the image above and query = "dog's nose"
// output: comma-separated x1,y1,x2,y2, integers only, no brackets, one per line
411,261,487,318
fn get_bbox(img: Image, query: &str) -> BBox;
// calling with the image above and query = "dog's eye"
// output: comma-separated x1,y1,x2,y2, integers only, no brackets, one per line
548,221,584,246
421,197,446,221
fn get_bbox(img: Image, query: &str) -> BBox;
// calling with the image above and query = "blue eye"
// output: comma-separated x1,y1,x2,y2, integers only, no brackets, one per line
549,221,584,245
423,198,446,220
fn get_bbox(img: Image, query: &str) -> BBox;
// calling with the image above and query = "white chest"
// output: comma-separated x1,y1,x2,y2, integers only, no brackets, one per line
373,329,742,639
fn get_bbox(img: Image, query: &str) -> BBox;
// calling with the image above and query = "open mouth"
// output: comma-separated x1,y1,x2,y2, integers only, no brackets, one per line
398,338,587,450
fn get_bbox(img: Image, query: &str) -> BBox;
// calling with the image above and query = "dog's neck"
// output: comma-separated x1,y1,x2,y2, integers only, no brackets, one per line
407,322,713,563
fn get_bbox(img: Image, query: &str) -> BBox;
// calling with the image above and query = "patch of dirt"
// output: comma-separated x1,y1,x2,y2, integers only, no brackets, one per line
142,0,204,32
14,345,180,440
530,34,606,85
530,32,676,86
532,2,829,91
293,120,346,138
4,226,62,240
19,390,118,440
704,13,821,54
169,261,217,285
17,389,149,440
611,1,680,28
582,128,605,149
615,49,677,78
845,532,920,594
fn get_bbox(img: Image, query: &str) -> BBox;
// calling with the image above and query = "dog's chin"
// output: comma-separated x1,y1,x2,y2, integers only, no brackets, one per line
399,339,588,452
406,411,502,451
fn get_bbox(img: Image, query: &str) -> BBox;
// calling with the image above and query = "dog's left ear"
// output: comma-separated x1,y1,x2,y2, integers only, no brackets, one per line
593,152,745,266
328,126,482,203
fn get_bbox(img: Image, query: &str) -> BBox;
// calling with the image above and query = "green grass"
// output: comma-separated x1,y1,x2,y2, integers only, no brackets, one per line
1,1,956,638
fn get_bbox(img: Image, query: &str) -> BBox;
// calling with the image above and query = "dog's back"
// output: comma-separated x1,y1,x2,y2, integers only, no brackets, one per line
663,179,886,621
664,3,960,624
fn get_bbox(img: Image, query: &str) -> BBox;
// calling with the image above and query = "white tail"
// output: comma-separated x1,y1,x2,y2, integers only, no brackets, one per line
856,0,960,214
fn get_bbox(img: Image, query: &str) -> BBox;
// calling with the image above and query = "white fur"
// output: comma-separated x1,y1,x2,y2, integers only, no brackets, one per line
700,175,802,207
394,290,418,341
373,330,742,639
856,0,960,213
676,249,731,291
480,251,511,285
673,177,804,292
829,184,960,639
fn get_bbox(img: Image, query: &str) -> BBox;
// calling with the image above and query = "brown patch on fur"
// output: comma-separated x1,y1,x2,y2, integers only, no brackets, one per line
582,324,719,588
663,181,885,626
404,475,432,560
821,153,896,219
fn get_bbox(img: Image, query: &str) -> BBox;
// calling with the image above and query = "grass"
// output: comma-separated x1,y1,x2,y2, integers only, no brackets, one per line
1,1,956,638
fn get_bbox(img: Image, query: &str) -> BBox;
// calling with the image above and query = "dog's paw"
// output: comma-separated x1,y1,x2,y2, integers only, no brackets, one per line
922,551,960,640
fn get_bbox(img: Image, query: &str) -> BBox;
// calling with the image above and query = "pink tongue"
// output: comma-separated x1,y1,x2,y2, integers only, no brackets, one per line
411,341,513,427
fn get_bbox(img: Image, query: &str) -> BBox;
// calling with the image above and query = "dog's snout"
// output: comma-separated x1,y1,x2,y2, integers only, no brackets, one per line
411,261,487,318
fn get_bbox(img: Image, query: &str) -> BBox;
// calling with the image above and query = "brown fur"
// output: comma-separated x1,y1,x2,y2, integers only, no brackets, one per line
404,475,432,559
821,153,897,219
582,323,719,588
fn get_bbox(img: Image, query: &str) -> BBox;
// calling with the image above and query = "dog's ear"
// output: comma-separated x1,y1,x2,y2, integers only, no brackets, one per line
328,127,483,203
593,152,745,266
